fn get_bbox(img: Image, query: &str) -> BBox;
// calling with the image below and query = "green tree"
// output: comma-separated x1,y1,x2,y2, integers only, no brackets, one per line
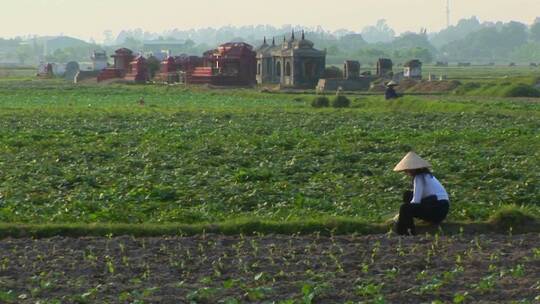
409,47,434,64
47,49,69,63
510,43,540,62
339,34,367,51
356,48,389,65
391,32,436,53
530,22,540,42
327,45,340,56
361,19,395,43
499,21,528,47
430,16,483,48
15,44,34,65
123,37,142,50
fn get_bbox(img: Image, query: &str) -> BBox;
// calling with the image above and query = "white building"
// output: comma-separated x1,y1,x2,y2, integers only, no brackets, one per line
404,59,422,80
91,50,108,71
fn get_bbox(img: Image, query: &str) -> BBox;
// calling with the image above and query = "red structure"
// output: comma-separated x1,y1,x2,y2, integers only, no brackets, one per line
112,48,134,71
187,42,256,86
124,56,149,83
160,56,177,74
174,55,204,73
97,48,135,82
158,56,180,83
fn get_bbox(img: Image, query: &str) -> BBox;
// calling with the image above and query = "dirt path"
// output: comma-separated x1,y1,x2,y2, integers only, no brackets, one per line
0,233,538,303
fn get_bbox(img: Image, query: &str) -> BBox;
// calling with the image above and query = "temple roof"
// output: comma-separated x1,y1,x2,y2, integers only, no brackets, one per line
404,59,422,68
115,48,133,54
292,31,314,49
256,37,279,56
256,31,325,57
217,42,255,57
293,38,314,49
204,42,256,60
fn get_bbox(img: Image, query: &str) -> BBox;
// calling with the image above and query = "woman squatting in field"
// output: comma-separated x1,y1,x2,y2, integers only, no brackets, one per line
393,152,450,235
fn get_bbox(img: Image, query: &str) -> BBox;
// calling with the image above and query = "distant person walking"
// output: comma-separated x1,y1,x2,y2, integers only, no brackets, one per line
385,81,400,100
393,152,450,235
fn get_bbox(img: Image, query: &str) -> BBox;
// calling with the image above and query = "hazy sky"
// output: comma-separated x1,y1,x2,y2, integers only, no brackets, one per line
1,0,539,41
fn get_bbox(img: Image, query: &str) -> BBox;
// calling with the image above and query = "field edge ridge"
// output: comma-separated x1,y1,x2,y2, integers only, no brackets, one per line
1,216,538,238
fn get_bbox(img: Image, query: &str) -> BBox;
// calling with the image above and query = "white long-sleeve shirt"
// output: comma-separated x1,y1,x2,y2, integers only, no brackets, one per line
412,174,449,204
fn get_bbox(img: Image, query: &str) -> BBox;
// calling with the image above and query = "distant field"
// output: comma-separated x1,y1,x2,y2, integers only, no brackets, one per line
423,65,540,79
0,67,35,79
322,64,540,81
0,80,538,225
3,63,540,81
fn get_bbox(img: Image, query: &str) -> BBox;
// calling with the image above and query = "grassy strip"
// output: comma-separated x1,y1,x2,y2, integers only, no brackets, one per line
0,208,538,239
0,218,386,239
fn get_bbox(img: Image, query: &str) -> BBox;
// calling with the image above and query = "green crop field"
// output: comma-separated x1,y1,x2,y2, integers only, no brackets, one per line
0,79,538,228
0,74,539,304
0,66,35,79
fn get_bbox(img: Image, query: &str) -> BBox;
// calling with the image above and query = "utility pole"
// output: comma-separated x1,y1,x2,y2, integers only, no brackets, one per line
446,0,451,28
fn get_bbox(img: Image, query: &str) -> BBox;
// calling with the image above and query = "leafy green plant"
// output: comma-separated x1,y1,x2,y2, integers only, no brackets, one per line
0,290,16,303
331,95,351,108
356,281,384,297
300,282,329,304
187,287,221,303
311,96,329,108
453,292,469,304
510,264,525,277
244,286,272,301
0,80,538,229
472,274,497,293
503,84,540,97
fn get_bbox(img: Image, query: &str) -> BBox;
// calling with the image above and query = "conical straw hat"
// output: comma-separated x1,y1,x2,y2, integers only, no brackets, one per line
393,152,432,172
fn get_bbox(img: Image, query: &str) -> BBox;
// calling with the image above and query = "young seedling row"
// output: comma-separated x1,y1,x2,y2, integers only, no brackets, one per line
0,233,538,303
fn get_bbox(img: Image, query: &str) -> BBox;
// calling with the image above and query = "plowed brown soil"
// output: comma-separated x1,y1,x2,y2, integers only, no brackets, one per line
0,233,538,303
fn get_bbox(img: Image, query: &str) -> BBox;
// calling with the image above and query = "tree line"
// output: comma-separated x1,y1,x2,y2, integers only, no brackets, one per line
2,17,540,66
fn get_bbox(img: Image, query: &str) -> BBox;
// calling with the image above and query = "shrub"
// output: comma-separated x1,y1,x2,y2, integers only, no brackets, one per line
332,95,351,108
489,205,536,223
454,82,485,95
311,96,330,108
503,84,540,97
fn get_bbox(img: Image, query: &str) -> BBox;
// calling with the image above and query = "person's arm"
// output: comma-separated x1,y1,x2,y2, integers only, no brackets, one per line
411,175,423,204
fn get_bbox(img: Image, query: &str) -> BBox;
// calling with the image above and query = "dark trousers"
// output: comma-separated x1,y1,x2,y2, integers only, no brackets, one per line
396,191,449,235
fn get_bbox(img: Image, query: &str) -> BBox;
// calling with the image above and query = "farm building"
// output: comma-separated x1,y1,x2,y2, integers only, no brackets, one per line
256,31,326,88
404,59,422,80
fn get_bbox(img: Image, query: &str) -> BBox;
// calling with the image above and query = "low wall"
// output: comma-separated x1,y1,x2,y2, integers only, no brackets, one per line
317,78,372,92
74,71,100,83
